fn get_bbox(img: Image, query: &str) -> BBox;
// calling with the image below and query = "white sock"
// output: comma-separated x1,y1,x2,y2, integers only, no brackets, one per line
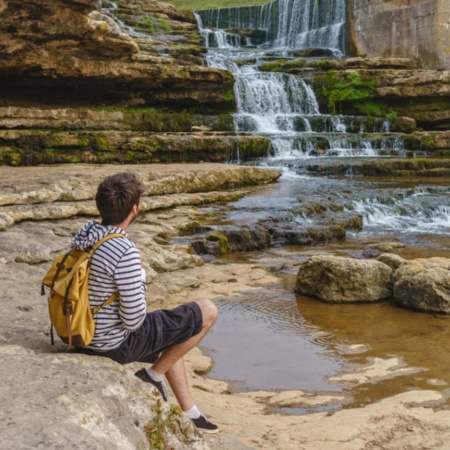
184,405,201,419
145,367,164,382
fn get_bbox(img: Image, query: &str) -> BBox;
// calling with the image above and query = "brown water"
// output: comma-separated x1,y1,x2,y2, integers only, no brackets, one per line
201,241,450,413
194,173,450,413
186,167,450,413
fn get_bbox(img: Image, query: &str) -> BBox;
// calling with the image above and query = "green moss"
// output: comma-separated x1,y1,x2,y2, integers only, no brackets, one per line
205,232,231,254
321,71,375,114
259,59,288,72
221,86,235,102
158,18,172,32
178,221,202,236
142,16,155,34
170,0,269,9
90,134,110,151
421,134,437,150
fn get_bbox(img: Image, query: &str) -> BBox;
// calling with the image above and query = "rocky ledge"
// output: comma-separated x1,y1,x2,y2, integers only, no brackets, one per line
0,0,234,109
3,164,450,449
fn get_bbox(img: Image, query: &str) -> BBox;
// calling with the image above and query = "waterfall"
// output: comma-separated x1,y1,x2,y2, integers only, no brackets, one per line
196,0,346,54
195,0,406,162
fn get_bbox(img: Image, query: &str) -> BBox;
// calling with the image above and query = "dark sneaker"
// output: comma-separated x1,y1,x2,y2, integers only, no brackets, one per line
135,368,168,402
191,414,219,434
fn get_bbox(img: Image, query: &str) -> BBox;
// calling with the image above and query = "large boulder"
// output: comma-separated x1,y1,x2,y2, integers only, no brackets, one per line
295,255,393,303
393,257,450,314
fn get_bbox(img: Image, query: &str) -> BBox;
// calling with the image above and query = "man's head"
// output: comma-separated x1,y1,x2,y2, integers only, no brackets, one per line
95,172,144,226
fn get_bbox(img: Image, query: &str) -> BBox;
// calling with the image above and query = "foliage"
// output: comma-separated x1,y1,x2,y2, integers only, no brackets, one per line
321,71,375,114
158,18,172,32
169,0,270,10
319,71,398,120
144,400,184,449
142,16,155,34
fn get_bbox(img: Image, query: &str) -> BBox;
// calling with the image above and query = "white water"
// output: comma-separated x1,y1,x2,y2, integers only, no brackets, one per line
197,0,346,53
196,1,449,235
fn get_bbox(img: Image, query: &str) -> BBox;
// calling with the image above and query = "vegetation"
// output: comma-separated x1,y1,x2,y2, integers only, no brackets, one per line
144,400,187,449
142,16,155,34
158,18,172,32
318,70,398,119
321,71,375,114
168,0,270,11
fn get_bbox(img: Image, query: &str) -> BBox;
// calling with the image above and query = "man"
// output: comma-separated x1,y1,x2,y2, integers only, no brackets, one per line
73,172,219,433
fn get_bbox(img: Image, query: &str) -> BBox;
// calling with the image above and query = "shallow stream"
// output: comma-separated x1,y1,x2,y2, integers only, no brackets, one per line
195,171,450,414
193,0,450,414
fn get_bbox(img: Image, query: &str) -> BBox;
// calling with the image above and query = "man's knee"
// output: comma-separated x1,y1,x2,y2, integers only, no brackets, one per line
196,299,218,329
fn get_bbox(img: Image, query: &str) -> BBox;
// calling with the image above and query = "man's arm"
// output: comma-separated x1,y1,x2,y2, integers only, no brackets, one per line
114,246,147,331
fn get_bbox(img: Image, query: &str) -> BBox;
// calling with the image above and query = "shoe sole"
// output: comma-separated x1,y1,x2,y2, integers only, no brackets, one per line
198,428,220,434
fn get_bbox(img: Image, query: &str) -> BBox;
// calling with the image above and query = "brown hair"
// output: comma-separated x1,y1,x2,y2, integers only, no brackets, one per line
95,172,144,225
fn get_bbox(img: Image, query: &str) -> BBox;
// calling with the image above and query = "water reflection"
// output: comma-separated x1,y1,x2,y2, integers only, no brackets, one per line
203,284,343,392
202,270,450,409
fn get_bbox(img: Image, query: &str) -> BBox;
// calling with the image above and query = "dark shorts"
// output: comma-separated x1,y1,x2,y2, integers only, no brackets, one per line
78,302,203,365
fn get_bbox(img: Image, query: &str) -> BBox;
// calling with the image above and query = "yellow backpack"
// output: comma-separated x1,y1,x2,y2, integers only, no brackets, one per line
41,233,124,349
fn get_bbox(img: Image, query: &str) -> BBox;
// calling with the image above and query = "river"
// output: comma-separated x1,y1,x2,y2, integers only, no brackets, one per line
192,0,450,413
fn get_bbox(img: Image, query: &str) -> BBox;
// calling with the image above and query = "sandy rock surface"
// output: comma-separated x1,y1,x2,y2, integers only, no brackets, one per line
2,163,450,449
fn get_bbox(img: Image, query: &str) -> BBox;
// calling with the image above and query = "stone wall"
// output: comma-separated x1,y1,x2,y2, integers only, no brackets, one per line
346,0,450,69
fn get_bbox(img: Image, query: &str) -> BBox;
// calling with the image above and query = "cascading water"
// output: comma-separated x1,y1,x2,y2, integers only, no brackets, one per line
194,0,450,403
196,0,346,53
195,0,450,236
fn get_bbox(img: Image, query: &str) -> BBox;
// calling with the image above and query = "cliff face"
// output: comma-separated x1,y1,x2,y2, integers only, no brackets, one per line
346,0,450,70
0,0,235,109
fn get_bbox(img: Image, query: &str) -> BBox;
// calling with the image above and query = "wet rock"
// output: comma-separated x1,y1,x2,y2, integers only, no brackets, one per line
191,223,346,255
391,117,417,134
393,257,450,314
295,255,393,303
363,242,406,258
0,130,271,166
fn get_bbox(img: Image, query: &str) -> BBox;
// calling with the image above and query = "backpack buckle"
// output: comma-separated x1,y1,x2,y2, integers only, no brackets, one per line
62,301,73,316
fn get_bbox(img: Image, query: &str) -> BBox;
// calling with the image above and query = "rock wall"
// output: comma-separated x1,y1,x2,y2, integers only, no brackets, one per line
0,0,235,109
346,0,450,69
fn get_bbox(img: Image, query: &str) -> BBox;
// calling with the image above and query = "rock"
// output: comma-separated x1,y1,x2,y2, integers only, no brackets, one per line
391,117,417,133
0,0,235,110
348,0,450,70
377,253,407,272
393,257,450,313
363,242,406,258
295,255,393,303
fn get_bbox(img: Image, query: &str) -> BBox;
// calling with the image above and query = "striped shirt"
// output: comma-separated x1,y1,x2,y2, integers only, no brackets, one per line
71,221,147,351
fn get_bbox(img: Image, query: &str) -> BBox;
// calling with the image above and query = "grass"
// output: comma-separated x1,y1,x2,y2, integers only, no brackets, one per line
168,0,271,11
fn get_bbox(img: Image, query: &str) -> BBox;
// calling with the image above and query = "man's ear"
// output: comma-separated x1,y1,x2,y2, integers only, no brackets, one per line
131,204,139,215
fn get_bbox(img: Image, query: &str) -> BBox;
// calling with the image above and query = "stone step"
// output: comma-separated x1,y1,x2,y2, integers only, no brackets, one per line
0,107,233,132
0,130,271,166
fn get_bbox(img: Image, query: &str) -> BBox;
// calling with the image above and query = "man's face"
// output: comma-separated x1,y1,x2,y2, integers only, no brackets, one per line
130,203,140,224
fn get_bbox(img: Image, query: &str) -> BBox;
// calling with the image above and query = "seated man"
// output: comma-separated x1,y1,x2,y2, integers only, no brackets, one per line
74,172,219,433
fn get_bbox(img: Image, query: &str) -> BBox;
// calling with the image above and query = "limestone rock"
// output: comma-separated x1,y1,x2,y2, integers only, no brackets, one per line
0,0,234,109
393,257,450,314
295,255,393,303
377,253,407,272
391,117,417,133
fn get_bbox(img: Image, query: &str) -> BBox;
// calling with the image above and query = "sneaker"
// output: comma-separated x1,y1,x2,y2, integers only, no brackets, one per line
191,414,219,434
135,368,168,402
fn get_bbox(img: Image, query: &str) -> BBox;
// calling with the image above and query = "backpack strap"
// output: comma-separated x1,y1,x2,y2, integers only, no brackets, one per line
91,291,119,316
91,233,126,253
88,232,126,315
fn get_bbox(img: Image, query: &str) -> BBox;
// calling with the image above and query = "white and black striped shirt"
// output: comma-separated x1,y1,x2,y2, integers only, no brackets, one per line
72,221,147,351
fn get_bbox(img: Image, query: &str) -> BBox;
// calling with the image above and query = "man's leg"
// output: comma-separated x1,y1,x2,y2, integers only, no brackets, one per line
151,298,217,376
164,358,193,410
136,298,219,432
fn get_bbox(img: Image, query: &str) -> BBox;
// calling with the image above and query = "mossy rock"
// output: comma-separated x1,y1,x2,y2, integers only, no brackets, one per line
205,232,231,254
